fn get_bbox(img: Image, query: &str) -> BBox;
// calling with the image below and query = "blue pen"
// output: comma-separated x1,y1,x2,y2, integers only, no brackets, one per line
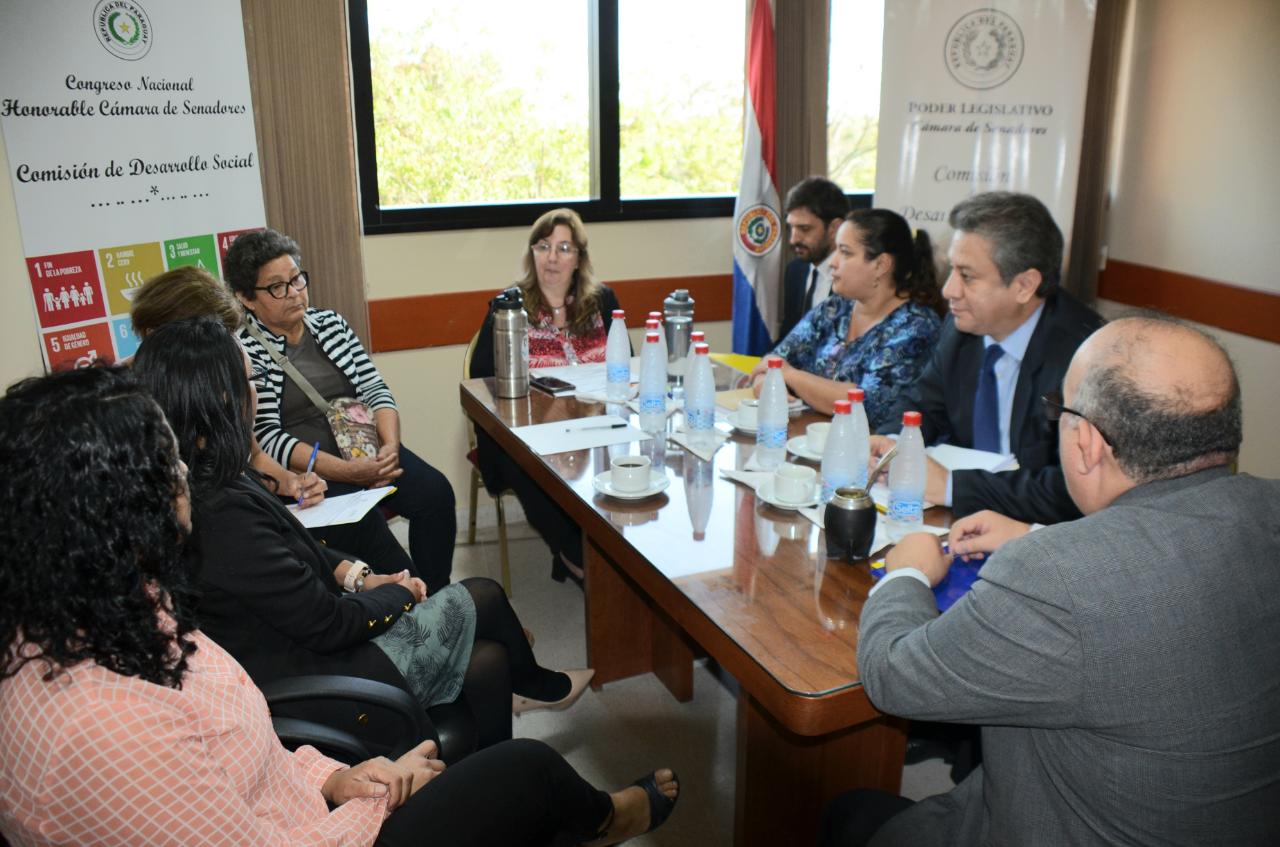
299,441,320,505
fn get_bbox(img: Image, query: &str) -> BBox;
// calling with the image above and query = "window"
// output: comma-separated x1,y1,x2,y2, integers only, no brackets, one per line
827,0,884,192
350,0,745,233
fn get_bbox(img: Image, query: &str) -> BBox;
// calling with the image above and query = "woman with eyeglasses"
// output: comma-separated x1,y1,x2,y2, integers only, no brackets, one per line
469,208,624,585
226,229,456,594
0,366,679,847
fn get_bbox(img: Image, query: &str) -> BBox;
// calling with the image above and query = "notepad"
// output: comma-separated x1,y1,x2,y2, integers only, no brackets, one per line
288,486,396,528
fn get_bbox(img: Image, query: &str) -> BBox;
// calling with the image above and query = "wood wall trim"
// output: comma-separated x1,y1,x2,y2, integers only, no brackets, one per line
369,273,733,353
1097,260,1280,345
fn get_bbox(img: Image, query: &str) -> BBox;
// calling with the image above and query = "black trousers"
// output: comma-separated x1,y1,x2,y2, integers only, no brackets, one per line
328,444,456,593
821,789,915,847
375,738,612,847
478,432,583,567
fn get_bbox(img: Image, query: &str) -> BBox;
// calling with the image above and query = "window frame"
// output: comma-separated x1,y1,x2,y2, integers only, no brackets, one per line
348,0,740,234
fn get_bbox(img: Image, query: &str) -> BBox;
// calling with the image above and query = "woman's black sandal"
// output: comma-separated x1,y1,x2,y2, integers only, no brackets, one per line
633,770,679,834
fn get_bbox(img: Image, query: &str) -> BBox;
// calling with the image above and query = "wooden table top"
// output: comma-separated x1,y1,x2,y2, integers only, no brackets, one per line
460,370,951,736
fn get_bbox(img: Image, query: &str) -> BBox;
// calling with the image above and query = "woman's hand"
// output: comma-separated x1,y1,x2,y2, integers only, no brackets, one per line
395,739,446,795
340,454,404,487
363,569,427,602
322,757,415,810
372,441,402,487
283,470,327,508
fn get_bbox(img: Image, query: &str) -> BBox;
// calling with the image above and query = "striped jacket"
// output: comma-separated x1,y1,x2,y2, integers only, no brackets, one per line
239,308,397,466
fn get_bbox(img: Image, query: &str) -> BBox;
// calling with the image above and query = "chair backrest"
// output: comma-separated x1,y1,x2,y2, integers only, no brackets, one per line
462,330,481,451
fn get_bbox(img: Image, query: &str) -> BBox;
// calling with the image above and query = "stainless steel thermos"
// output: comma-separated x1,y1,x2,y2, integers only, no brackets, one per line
492,287,529,398
663,288,694,382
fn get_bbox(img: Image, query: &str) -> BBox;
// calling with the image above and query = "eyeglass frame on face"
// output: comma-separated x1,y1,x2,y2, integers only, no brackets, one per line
531,240,579,258
253,270,309,299
1043,391,1112,445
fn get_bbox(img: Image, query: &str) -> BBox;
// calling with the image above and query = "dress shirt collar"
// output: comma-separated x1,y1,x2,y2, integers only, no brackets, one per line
984,302,1044,364
811,251,836,304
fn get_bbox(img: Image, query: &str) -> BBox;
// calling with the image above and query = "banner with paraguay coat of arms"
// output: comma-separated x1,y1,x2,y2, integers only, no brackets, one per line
0,0,265,372
730,0,781,356
874,2,1096,254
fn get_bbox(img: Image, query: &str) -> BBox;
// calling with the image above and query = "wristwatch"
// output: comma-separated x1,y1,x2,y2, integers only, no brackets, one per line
343,561,372,593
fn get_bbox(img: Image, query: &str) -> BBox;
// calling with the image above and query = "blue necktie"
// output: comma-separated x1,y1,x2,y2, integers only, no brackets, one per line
972,344,1005,453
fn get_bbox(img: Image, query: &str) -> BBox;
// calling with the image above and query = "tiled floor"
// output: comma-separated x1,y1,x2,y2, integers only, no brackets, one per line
445,519,954,846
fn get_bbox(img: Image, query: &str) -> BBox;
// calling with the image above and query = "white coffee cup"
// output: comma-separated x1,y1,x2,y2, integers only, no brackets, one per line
611,455,652,492
737,398,759,428
773,463,816,504
805,422,830,453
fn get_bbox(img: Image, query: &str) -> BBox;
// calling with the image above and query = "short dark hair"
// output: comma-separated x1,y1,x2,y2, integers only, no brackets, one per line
784,176,848,223
131,265,243,337
134,316,254,496
0,366,198,688
1074,316,1242,483
948,191,1062,296
222,228,301,299
846,208,942,311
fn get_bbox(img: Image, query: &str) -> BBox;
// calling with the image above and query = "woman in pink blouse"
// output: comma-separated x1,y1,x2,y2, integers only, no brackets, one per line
0,367,678,847
470,209,627,586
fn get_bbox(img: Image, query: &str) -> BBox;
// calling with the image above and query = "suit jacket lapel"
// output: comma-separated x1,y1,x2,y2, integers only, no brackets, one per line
1009,294,1056,453
951,333,984,446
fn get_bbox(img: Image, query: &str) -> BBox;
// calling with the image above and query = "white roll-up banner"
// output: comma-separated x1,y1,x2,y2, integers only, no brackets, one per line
0,0,265,371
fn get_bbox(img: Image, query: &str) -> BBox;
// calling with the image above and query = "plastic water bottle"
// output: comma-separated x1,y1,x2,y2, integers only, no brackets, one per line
887,411,926,538
755,355,789,469
684,342,716,449
848,387,871,489
606,309,630,401
684,330,706,377
820,399,856,503
645,317,668,374
638,331,667,433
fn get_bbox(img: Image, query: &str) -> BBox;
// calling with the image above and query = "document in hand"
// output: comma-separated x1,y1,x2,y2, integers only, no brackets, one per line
287,486,397,528
926,444,1019,473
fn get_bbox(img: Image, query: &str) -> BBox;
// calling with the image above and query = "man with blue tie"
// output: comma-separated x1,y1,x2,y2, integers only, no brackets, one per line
872,192,1102,523
777,177,849,342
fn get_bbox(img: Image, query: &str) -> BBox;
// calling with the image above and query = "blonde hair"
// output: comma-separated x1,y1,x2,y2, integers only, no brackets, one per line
517,208,602,332
131,266,243,337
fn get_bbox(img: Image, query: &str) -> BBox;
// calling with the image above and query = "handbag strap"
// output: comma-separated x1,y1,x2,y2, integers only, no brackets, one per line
243,319,332,414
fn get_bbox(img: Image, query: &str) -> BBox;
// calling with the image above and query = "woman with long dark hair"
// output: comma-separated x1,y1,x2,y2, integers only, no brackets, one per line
751,208,943,427
133,317,592,751
0,366,678,846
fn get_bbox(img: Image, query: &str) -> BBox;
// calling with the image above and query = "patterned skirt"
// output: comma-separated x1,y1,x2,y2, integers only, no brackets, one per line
371,583,476,708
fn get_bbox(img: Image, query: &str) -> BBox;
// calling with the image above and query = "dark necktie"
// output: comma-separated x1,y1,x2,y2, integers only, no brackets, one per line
972,343,1005,453
802,266,818,313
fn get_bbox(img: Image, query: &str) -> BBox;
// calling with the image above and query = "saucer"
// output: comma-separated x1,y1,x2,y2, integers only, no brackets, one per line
785,435,823,462
756,477,819,510
593,470,670,500
725,410,758,434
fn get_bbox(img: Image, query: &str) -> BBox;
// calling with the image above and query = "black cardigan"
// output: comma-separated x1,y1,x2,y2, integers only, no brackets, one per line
191,475,415,692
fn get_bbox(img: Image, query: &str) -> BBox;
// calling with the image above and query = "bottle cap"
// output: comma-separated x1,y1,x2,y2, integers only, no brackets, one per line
645,331,660,342
694,342,710,355
645,319,660,329
903,411,922,426
766,355,783,369
833,399,852,414
848,388,865,403
691,331,706,341
612,309,625,318
648,311,663,320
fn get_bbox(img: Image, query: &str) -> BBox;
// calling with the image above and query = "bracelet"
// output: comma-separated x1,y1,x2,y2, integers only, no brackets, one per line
343,561,371,593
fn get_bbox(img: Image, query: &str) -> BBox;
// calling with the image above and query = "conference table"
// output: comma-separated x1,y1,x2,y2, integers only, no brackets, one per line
460,367,951,847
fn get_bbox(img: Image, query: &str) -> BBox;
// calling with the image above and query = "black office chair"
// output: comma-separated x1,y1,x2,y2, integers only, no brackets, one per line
261,675,477,766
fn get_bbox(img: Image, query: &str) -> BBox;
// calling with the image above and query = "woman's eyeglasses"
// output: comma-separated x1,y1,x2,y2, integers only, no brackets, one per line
531,241,578,257
254,270,309,299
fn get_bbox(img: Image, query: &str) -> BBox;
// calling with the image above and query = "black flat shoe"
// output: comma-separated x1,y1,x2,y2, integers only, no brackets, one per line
633,770,679,834
550,555,584,588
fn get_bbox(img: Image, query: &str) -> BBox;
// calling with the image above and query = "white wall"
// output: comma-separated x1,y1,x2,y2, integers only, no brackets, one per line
1104,0,1280,476
0,143,46,384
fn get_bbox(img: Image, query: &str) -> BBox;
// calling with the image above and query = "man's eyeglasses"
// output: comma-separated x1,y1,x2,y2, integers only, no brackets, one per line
1043,391,1111,444
254,270,309,299
531,241,578,257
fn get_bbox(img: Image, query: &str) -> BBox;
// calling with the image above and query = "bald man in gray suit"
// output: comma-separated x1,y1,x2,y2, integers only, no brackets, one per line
829,316,1280,846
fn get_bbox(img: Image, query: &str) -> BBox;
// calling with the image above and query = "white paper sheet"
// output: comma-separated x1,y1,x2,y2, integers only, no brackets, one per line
511,415,651,455
531,359,640,398
287,486,396,528
927,444,1019,473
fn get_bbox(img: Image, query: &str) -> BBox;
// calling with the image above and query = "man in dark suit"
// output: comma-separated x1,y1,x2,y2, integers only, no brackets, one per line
826,316,1280,845
873,192,1103,524
777,177,848,342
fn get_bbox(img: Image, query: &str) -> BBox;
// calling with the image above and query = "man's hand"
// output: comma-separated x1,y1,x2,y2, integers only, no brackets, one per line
923,456,948,507
285,471,327,508
948,510,1030,559
885,532,952,587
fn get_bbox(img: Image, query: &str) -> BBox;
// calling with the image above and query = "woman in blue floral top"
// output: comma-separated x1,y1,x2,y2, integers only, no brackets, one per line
753,208,943,429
